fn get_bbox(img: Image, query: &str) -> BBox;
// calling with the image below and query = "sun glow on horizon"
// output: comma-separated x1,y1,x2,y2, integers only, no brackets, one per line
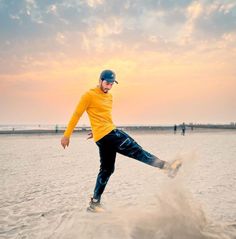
0,0,236,124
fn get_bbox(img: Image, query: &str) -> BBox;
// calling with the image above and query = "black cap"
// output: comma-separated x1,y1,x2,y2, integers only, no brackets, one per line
100,70,118,84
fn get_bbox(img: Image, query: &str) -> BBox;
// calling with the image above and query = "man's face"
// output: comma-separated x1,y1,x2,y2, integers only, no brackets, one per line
99,80,114,93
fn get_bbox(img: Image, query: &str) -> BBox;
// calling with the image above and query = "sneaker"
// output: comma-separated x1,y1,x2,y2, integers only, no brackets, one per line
163,159,182,178
87,198,105,213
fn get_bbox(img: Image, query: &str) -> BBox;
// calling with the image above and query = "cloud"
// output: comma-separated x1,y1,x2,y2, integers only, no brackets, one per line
9,14,21,20
86,0,104,8
46,4,58,15
177,1,203,44
188,1,236,39
0,0,236,76
22,0,44,24
95,17,123,37
56,32,66,45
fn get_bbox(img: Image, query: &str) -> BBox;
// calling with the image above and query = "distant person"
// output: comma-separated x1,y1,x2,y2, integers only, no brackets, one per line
174,124,177,134
61,70,182,212
181,122,186,136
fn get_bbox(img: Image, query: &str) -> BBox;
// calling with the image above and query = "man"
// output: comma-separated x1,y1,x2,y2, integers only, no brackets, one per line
174,124,177,134
181,122,186,136
61,70,182,212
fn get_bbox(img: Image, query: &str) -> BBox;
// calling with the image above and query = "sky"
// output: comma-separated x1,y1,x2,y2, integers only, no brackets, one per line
0,0,236,126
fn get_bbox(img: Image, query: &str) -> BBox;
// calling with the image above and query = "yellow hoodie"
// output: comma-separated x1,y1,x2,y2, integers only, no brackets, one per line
63,86,116,142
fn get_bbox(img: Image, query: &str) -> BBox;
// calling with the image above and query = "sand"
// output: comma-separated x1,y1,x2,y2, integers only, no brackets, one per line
0,130,236,238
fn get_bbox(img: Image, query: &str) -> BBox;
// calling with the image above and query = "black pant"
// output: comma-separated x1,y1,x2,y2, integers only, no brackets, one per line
93,129,165,200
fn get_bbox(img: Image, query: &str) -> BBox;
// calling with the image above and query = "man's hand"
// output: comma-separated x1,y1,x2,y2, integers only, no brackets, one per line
61,136,70,149
87,132,93,140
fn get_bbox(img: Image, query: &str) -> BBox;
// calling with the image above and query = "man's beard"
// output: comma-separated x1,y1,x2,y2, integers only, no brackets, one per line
100,85,109,93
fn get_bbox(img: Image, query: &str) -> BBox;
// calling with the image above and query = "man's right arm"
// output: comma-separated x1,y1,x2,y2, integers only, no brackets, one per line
61,92,91,149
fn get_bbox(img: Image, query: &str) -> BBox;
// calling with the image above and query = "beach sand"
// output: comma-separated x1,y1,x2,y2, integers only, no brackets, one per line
1,130,236,238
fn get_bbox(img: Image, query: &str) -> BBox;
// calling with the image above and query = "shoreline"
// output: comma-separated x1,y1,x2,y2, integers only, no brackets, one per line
0,126,236,135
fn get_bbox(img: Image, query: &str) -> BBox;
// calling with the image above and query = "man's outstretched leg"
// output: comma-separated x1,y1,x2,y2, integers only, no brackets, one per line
114,129,182,177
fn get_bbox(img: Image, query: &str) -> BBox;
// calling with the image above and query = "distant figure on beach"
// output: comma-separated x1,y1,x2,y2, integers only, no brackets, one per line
61,70,182,212
174,124,177,134
181,122,186,136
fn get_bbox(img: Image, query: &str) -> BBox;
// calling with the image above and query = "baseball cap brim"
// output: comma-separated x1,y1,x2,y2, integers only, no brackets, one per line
104,79,118,84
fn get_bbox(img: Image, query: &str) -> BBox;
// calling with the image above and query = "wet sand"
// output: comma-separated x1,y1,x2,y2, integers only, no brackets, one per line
0,130,236,238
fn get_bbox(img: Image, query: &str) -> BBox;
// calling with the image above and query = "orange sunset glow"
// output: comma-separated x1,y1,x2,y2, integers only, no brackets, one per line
0,0,236,125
